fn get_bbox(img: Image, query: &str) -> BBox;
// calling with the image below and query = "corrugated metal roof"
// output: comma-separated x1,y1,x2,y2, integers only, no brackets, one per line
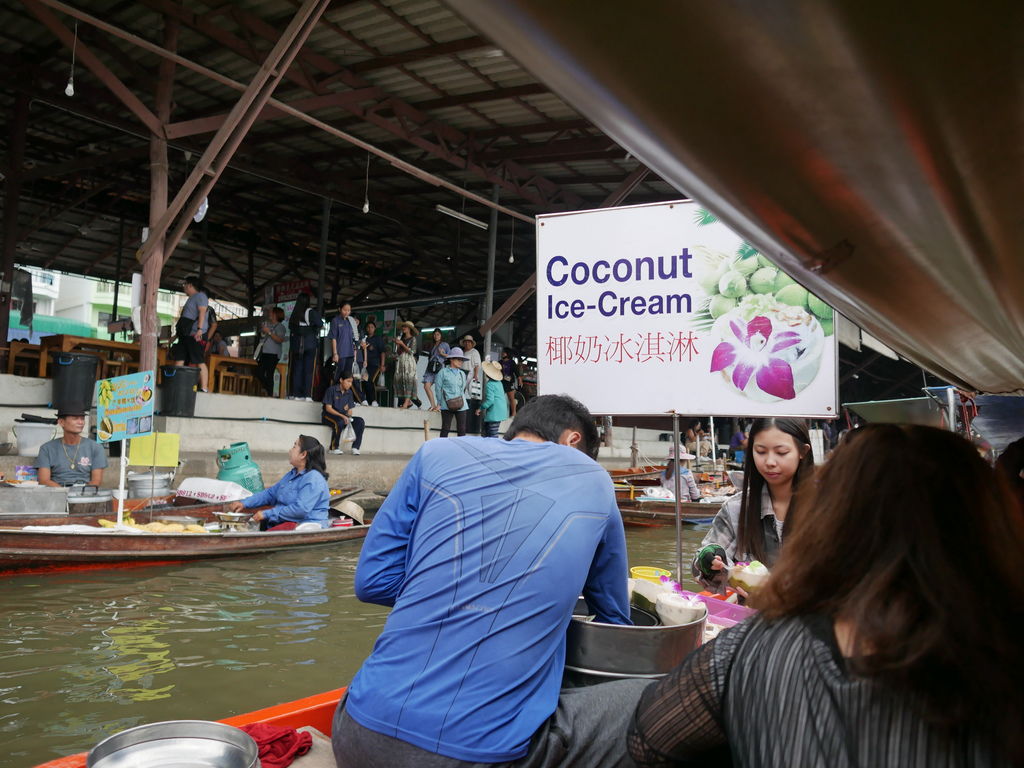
0,0,682,337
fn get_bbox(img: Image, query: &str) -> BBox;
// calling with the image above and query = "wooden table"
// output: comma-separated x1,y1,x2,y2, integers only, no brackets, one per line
35,334,170,379
37,335,139,377
6,341,41,375
207,354,288,398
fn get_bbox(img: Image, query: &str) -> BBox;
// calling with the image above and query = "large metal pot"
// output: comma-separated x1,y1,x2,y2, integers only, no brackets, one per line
87,720,258,768
66,485,113,516
565,601,705,683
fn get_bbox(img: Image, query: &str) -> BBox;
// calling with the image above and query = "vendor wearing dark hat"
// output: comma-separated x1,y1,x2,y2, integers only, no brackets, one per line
35,405,108,487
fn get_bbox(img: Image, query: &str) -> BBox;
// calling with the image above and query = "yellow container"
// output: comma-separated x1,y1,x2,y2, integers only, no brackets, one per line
630,566,672,584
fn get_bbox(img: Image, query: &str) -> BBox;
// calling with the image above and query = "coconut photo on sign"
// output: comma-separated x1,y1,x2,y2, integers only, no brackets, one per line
536,200,837,416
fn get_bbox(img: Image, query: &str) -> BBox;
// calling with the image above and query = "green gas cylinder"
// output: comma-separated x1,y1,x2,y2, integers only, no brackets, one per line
215,442,265,493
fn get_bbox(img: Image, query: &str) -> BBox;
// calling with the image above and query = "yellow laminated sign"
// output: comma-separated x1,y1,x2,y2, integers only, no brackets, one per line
129,433,180,468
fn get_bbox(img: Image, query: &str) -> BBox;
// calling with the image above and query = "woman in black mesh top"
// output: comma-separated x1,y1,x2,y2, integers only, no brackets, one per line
629,424,1024,767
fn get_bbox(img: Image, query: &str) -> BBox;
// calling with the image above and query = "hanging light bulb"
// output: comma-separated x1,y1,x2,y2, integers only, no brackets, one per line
361,152,371,214
508,220,516,263
65,22,78,97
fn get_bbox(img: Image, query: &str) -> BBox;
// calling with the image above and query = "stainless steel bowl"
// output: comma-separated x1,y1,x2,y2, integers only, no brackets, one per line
215,511,250,522
87,720,258,768
565,604,705,680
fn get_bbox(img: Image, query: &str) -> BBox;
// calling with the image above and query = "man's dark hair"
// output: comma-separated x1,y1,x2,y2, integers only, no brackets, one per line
503,394,600,460
182,275,203,291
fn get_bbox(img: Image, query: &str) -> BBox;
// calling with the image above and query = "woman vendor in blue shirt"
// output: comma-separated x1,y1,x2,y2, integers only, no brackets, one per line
227,435,331,530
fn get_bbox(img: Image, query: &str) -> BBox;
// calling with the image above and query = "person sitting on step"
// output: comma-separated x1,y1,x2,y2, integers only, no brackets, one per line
322,373,365,455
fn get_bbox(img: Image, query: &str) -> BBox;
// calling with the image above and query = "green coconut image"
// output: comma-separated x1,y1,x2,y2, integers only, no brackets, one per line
749,267,778,294
709,294,737,318
719,270,748,298
775,283,809,309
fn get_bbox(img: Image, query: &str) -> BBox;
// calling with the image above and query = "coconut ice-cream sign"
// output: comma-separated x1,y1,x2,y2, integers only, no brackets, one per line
535,200,837,417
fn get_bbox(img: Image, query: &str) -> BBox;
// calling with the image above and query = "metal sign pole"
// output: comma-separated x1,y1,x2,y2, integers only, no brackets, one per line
116,439,127,526
710,415,717,467
672,412,683,580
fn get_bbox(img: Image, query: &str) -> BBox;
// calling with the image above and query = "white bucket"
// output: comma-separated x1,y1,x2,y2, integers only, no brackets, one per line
13,423,57,458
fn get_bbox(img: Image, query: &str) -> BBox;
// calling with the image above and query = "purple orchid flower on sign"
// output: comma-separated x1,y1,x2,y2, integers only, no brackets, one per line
710,316,798,400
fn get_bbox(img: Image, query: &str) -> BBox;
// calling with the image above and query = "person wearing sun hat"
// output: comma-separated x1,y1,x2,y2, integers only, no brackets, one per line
477,360,508,437
35,403,108,487
393,319,420,408
435,346,469,437
661,445,701,500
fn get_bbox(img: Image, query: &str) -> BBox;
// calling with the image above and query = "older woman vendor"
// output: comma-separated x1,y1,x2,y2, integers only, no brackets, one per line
227,435,331,530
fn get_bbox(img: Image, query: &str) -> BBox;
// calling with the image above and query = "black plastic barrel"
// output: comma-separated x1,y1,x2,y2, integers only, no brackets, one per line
50,351,99,415
158,365,200,417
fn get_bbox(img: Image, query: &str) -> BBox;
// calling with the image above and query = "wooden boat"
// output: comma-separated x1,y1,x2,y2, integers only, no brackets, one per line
608,464,664,482
619,498,721,526
0,489,368,575
33,687,349,768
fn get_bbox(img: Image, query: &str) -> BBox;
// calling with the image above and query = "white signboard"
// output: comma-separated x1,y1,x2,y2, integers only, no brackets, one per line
536,200,838,417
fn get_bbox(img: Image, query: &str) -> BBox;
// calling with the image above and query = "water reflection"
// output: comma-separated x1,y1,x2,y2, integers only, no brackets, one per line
0,524,703,766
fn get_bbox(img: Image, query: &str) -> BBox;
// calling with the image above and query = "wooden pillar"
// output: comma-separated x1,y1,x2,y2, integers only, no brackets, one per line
139,17,178,373
0,92,29,359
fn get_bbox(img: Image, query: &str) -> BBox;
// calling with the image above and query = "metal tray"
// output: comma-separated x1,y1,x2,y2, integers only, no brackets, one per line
87,720,258,768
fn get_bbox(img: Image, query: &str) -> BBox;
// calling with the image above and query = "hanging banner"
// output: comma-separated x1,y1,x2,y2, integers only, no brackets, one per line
95,371,156,442
536,200,838,417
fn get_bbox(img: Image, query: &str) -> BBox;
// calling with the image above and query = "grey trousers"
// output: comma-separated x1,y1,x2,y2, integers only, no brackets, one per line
332,679,651,768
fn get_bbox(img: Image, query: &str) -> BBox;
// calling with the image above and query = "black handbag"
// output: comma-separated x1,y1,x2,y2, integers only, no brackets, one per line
426,357,442,375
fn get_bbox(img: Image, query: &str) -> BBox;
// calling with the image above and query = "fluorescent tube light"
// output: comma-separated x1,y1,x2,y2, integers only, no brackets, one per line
435,204,488,230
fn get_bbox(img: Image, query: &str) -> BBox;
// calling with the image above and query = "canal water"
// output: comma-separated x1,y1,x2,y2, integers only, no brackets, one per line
0,524,707,767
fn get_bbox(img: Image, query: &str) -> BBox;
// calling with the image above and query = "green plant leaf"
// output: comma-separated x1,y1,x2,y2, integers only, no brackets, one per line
694,208,718,226
691,306,715,333
737,242,759,260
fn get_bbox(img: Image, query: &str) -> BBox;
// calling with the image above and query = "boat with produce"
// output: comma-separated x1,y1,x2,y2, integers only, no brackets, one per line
0,488,367,574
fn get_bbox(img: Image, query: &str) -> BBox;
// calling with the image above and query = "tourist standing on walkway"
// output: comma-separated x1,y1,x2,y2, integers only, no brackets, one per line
693,417,813,594
335,395,640,768
477,360,508,437
360,320,386,407
499,348,521,418
329,301,358,383
171,275,210,392
422,328,450,412
630,424,1024,767
435,346,468,437
35,404,108,487
460,335,482,433
393,320,419,409
288,291,321,401
257,306,287,397
322,373,364,455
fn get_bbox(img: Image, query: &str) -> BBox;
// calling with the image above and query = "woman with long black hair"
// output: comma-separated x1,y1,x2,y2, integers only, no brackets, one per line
631,424,1024,767
691,417,813,593
227,435,330,530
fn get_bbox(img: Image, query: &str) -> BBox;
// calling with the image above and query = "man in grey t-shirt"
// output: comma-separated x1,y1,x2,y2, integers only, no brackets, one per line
35,405,108,487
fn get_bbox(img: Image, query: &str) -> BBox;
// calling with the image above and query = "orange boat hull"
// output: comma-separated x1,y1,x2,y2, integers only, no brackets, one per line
33,688,347,767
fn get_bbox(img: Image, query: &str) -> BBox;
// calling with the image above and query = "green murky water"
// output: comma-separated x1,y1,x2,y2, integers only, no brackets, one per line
0,524,707,767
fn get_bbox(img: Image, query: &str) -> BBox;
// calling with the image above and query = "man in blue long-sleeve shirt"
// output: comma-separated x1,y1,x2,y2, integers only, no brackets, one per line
333,395,645,768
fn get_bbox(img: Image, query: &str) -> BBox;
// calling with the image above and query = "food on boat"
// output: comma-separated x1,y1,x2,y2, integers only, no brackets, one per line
729,560,770,592
185,524,207,533
655,592,707,626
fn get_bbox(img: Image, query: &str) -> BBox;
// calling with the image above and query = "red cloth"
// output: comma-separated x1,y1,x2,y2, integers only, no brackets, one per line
267,521,299,531
239,722,313,768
